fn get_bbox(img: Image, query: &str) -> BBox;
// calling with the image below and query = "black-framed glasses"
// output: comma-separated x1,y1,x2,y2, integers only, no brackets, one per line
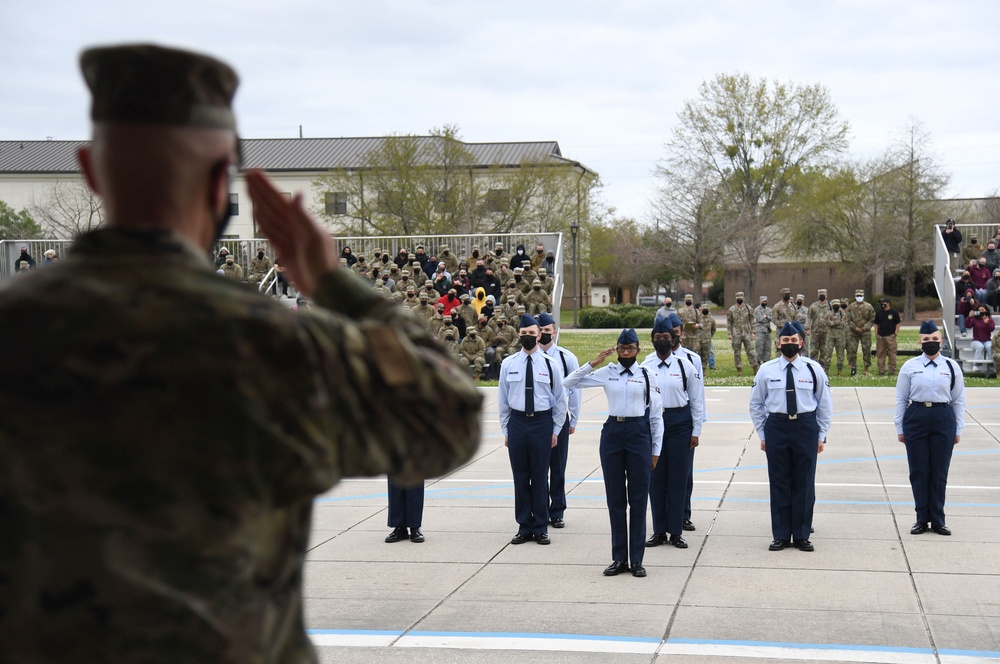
616,344,638,353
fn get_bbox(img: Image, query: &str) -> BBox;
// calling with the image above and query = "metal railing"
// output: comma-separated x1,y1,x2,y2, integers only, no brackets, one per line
932,224,955,356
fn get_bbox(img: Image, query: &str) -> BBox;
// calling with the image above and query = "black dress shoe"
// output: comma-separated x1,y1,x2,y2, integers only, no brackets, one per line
603,560,629,576
510,533,530,545
645,533,667,547
550,517,565,529
793,539,814,552
669,535,688,549
535,533,551,545
931,524,952,536
910,522,928,535
683,519,696,531
409,528,425,543
769,539,789,551
385,527,408,543
631,563,647,577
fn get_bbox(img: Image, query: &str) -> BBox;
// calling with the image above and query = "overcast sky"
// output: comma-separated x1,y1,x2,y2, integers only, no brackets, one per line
3,0,998,220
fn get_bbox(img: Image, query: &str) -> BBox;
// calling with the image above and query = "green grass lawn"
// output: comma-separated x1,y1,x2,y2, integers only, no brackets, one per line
478,329,997,388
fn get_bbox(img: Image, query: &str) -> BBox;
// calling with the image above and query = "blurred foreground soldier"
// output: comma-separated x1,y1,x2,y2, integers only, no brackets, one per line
895,321,966,536
727,292,757,375
0,44,481,664
754,295,773,364
847,290,876,375
750,322,832,552
564,329,663,578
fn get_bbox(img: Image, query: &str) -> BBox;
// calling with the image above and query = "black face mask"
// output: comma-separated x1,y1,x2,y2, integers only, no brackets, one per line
671,333,681,350
618,356,637,369
515,276,522,282
736,299,743,305
701,309,709,316
257,252,264,259
819,295,826,301
780,343,799,359
783,294,791,301
833,306,840,311
520,335,537,350
796,301,803,307
539,332,553,345
653,339,672,356
922,341,941,357
444,320,452,326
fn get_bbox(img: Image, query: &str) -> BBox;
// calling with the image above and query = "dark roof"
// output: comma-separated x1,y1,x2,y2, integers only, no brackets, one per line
0,137,595,175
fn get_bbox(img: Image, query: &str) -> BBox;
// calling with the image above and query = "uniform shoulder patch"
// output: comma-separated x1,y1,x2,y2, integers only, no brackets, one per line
366,327,418,387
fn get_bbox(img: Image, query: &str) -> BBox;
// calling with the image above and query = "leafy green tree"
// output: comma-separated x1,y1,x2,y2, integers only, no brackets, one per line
662,73,850,299
0,200,43,239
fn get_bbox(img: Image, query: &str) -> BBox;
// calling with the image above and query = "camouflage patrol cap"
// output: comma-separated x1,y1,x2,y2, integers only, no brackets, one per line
389,265,399,272
412,261,421,268
401,270,410,277
408,253,415,259
496,313,507,321
495,242,504,249
499,257,509,265
460,293,470,301
855,289,864,296
338,257,348,265
684,294,693,302
81,44,238,129
440,245,449,252
514,267,523,274
516,304,526,313
538,268,547,275
507,279,516,286
759,295,767,302
735,291,745,298
357,252,366,258
780,287,791,294
532,279,542,286
831,298,841,306
382,268,391,276
818,288,827,295
419,291,429,300
796,294,805,301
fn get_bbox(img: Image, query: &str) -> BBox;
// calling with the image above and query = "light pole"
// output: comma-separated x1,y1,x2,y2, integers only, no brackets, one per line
632,248,638,304
570,221,579,327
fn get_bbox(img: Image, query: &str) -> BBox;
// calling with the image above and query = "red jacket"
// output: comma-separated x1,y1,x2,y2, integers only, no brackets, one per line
436,294,460,315
965,311,996,343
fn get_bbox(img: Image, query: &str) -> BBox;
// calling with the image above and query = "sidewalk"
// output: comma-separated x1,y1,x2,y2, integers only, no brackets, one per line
304,387,1000,663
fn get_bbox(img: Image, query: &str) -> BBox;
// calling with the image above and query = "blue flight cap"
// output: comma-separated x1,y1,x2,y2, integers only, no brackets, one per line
652,316,674,334
919,320,938,334
618,328,639,345
668,312,683,329
536,312,555,327
791,321,806,338
778,321,800,337
519,313,539,329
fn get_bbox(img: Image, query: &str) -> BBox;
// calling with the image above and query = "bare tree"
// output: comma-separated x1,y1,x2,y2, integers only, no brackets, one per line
29,180,105,238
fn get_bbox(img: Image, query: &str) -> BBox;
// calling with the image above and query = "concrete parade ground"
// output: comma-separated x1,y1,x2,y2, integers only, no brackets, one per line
304,387,1000,663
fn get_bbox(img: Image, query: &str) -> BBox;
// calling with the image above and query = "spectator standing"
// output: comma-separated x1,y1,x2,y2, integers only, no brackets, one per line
754,296,773,364
727,292,758,375
655,297,674,320
874,297,901,375
962,234,983,264
846,290,876,375
941,219,962,270
15,246,36,272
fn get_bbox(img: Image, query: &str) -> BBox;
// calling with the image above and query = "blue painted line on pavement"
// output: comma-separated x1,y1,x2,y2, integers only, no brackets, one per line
667,637,933,654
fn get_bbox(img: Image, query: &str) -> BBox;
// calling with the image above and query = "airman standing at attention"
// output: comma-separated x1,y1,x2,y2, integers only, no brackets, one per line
807,289,832,371
846,289,876,375
772,288,796,332
826,299,849,376
678,294,700,352
727,291,758,375
754,295,773,364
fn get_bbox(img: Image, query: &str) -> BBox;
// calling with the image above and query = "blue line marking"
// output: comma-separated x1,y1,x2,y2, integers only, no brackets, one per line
667,637,934,654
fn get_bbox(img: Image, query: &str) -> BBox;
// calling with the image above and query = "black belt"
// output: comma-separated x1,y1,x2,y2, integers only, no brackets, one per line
607,415,644,422
908,401,950,408
511,409,551,418
663,405,690,413
770,411,816,421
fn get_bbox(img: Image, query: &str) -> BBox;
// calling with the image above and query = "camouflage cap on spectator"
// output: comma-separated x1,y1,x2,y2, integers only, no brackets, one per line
796,294,805,301
460,293,470,301
400,270,410,277
538,268,547,275
831,298,841,306
80,44,238,129
780,287,791,294
439,245,449,252
499,257,509,266
684,294,693,302
532,279,542,286
818,288,827,295
735,291,745,298
514,267,523,274
495,242,504,249
759,295,767,302
418,291,429,300
412,261,421,269
855,289,865,296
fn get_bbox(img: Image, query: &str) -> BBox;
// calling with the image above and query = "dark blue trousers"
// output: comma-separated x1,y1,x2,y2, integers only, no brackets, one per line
763,412,820,542
548,415,571,520
685,447,695,521
903,404,957,525
600,418,652,565
508,410,553,536
387,479,424,528
649,405,693,536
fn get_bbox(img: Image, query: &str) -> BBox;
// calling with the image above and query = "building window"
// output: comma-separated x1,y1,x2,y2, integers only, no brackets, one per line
325,191,348,215
228,193,239,217
486,188,510,213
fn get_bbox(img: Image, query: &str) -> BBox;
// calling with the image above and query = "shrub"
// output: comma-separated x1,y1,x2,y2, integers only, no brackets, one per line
579,308,624,329
623,309,656,329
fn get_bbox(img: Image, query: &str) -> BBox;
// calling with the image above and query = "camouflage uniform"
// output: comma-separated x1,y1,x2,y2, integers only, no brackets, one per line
458,332,487,378
492,318,518,358
401,287,419,310
537,268,554,295
500,282,522,308
846,290,876,373
698,306,716,368
246,252,272,284
795,295,809,357
439,245,460,276
771,288,797,333
677,297,700,352
395,271,416,296
514,268,531,296
0,226,481,663
437,320,460,341
455,297,477,327
429,311,447,337
808,290,832,370
826,299,849,374
221,259,243,281
754,298,773,364
411,262,427,288
726,292,758,373
525,279,551,315
412,296,435,323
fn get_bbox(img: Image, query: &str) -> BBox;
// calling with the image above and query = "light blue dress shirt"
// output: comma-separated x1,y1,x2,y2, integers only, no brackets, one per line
543,343,582,428
749,355,833,442
893,354,966,435
562,361,664,456
641,352,705,437
645,348,706,423
498,348,568,437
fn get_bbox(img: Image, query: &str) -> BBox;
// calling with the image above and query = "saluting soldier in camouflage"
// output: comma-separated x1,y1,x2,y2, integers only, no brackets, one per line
246,245,272,284
537,267,554,295
525,278,551,315
846,289,876,375
754,295,773,364
826,298,849,375
459,328,487,378
698,303,716,368
808,289,832,370
772,287,796,332
795,294,809,357
0,43,481,664
727,291,758,374
678,294,700,352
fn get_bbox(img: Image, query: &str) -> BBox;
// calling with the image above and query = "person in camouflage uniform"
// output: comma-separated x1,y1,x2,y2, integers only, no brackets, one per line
771,287,796,332
525,278,551,315
221,253,243,281
455,293,477,326
795,294,809,358
826,298,849,375
727,291,758,375
754,295,773,364
678,294,700,352
395,269,416,295
413,291,436,323
401,285,419,310
459,328,487,378
537,267,554,295
0,44,481,664
807,289,832,371
501,280,522,307
437,315,460,341
429,304,447,336
698,303,716,368
246,245,272,285
439,244,460,275
513,267,531,296
846,288,876,375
